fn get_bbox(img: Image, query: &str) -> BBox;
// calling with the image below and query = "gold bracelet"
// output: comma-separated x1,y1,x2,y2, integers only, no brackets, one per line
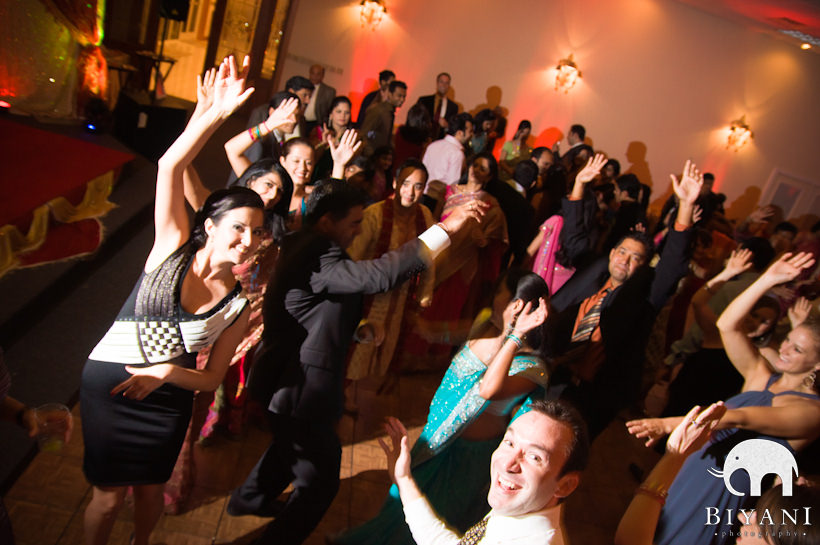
636,481,669,505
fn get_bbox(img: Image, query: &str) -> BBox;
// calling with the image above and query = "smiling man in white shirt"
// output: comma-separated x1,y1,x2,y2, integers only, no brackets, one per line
380,400,589,544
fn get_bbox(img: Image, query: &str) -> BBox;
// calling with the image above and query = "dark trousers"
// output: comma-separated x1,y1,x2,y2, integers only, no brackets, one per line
231,413,341,544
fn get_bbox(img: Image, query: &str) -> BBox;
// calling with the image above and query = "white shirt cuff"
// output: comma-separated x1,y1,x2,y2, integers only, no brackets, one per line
418,224,451,259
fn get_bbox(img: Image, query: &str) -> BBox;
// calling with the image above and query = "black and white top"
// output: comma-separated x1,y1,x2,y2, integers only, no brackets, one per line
88,244,248,366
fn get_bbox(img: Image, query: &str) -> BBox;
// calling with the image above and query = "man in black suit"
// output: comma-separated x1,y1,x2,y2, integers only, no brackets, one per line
547,155,701,439
416,72,458,140
229,180,485,544
552,123,588,170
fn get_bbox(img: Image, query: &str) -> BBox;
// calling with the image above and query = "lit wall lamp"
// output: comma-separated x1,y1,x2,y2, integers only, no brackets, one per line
360,0,387,30
555,54,582,93
727,115,753,151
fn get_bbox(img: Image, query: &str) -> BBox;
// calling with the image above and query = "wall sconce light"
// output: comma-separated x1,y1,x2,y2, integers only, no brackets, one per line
727,115,753,151
360,0,387,30
554,54,582,93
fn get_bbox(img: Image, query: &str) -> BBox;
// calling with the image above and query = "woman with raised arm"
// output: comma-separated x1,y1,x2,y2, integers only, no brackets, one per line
334,270,550,545
224,112,361,231
626,252,820,545
662,248,780,417
80,56,264,545
310,95,354,181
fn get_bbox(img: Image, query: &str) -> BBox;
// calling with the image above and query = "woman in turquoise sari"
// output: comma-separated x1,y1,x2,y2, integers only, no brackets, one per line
333,270,550,545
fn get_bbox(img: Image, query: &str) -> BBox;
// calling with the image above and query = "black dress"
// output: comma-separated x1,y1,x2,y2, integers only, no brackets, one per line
81,244,247,486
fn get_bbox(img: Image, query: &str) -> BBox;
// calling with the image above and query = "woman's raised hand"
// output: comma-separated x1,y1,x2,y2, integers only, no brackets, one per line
761,252,816,287
723,248,753,278
626,416,672,447
671,160,704,207
511,298,549,335
329,129,362,167
265,97,300,132
666,402,725,457
575,153,607,185
748,205,775,225
192,67,217,118
211,55,254,117
788,296,813,329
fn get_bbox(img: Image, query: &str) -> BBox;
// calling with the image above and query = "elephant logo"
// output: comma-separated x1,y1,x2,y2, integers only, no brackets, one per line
707,438,798,496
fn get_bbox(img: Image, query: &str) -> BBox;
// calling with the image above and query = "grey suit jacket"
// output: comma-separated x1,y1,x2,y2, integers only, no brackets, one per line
312,83,336,125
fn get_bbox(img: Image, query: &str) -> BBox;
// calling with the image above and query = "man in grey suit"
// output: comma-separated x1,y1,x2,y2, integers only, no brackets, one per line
229,180,486,544
304,64,336,133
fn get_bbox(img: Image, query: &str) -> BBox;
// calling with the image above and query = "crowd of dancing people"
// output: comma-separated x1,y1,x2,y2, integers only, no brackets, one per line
2,56,820,545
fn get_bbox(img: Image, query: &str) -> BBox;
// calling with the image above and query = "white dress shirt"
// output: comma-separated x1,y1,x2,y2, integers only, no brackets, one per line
403,496,567,545
417,224,450,259
422,134,465,187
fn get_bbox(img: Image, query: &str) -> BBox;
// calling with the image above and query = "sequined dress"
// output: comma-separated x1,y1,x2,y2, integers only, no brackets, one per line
80,244,247,486
334,344,547,545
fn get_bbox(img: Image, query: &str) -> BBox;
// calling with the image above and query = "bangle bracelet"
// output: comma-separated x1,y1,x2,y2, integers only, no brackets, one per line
253,124,263,141
636,481,669,506
15,406,29,427
506,334,522,348
248,127,257,142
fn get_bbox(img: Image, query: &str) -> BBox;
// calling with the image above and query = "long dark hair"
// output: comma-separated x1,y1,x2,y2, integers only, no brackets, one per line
325,96,352,135
499,269,551,359
190,187,265,249
232,159,293,241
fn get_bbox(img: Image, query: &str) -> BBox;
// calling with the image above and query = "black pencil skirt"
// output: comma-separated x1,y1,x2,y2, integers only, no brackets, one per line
80,358,193,486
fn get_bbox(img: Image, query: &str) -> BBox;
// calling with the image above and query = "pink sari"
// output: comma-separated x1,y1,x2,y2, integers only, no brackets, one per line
531,215,574,295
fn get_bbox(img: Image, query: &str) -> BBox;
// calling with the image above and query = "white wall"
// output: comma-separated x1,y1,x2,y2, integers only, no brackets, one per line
279,0,820,219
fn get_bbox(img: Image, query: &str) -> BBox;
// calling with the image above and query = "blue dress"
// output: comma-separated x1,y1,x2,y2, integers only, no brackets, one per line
655,374,819,545
334,344,547,545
